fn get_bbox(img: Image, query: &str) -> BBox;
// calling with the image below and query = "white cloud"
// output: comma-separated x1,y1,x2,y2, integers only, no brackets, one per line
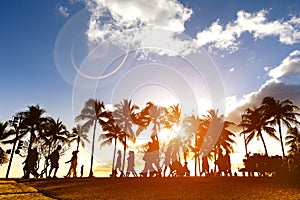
85,0,193,51
269,50,300,78
58,5,69,18
227,79,300,123
196,10,300,53
227,50,300,123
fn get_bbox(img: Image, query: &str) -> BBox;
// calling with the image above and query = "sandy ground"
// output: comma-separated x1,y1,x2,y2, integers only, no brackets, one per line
19,177,300,200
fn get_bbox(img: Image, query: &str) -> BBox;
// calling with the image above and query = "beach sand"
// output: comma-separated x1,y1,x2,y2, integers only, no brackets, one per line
21,177,300,200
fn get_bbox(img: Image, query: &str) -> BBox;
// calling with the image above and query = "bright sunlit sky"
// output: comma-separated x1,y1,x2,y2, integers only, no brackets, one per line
1,0,300,177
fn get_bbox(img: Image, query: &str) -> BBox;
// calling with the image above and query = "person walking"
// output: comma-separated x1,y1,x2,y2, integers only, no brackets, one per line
65,151,78,178
126,151,138,177
48,145,62,178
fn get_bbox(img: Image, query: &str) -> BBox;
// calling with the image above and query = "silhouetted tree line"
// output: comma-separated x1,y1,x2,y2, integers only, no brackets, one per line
239,96,300,177
0,96,299,178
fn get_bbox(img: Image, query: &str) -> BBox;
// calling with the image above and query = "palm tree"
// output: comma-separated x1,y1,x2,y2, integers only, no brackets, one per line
239,107,278,156
215,121,236,153
201,110,224,173
99,112,125,174
113,99,139,174
70,124,90,151
21,104,46,151
182,114,200,176
285,126,300,173
0,122,12,166
285,126,300,153
0,121,15,142
261,96,300,157
164,104,181,129
38,117,70,177
76,99,106,177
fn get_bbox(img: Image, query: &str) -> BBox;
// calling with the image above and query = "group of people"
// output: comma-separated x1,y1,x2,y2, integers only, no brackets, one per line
22,145,84,178
215,150,232,177
113,134,191,178
22,136,232,179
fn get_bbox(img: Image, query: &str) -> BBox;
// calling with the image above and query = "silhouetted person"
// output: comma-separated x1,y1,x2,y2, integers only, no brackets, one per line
48,145,62,178
23,147,39,178
141,142,156,177
201,156,209,176
115,150,122,176
80,165,84,178
65,150,78,178
224,151,232,176
216,150,226,176
126,151,138,177
149,134,161,173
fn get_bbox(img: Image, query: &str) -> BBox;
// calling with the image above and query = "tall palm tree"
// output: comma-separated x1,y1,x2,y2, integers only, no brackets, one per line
76,99,106,177
201,110,224,173
38,117,70,176
239,107,278,156
99,112,125,174
21,104,46,151
70,124,90,151
113,99,139,174
261,96,300,157
182,114,200,176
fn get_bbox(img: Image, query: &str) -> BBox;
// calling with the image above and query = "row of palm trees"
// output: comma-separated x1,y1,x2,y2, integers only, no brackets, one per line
0,95,299,177
75,99,236,177
240,97,300,158
0,105,89,177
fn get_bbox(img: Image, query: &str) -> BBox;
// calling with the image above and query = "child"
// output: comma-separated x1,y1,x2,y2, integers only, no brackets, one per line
80,165,84,177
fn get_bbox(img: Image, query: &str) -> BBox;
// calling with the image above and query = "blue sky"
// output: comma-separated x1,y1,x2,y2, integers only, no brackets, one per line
1,0,300,177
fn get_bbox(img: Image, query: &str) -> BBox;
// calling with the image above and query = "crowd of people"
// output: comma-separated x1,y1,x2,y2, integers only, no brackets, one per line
21,134,235,179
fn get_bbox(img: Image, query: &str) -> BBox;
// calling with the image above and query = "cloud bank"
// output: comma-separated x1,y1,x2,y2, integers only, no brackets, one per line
196,10,300,53
227,50,300,123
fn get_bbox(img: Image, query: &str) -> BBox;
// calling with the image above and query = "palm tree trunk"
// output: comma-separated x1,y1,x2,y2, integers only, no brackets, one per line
259,130,268,156
76,136,80,152
214,149,217,173
112,137,117,172
198,156,201,175
194,151,197,176
45,144,52,177
194,132,197,176
122,136,126,175
277,119,285,157
89,120,97,177
28,129,35,151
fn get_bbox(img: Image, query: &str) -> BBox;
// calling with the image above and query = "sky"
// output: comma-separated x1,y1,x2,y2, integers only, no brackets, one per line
0,0,300,177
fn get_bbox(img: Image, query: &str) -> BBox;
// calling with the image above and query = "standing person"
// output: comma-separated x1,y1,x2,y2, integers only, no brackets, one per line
224,150,232,176
65,151,78,178
80,165,84,178
22,147,39,178
201,156,209,176
115,150,122,176
48,145,62,178
126,151,138,177
149,134,161,175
